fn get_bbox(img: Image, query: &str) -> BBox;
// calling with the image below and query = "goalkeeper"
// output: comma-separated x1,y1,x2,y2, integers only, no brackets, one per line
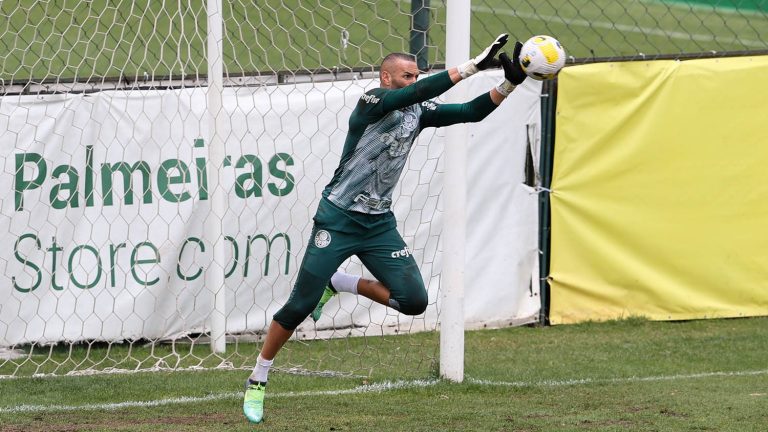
244,34,528,424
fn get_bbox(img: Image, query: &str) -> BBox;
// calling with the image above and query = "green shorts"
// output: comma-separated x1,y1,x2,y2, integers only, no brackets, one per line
273,198,427,330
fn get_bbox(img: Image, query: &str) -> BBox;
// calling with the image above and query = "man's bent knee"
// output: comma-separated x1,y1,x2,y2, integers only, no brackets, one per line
388,289,428,316
274,269,330,330
273,300,316,331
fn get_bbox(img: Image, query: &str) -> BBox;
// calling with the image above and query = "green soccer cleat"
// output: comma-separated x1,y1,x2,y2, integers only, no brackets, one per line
243,380,266,424
311,286,337,322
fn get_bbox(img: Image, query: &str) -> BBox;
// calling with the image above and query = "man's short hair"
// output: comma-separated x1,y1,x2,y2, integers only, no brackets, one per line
382,52,417,67
380,52,417,76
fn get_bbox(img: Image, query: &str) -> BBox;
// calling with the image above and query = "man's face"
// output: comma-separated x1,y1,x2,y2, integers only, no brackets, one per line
383,59,419,89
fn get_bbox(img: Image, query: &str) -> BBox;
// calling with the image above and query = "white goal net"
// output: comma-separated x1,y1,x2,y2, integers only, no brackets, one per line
0,0,541,379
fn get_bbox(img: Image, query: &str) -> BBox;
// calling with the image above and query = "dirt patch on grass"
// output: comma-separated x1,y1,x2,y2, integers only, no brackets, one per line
1,413,237,432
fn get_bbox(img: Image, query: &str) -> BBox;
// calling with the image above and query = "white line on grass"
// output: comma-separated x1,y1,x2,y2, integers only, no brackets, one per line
471,5,767,48
3,369,767,415
0,379,440,415
467,368,768,387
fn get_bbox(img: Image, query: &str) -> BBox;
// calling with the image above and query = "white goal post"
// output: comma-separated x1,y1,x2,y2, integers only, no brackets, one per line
441,0,471,383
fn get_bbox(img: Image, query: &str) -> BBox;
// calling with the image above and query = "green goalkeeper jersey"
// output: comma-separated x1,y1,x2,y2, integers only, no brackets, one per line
322,71,498,214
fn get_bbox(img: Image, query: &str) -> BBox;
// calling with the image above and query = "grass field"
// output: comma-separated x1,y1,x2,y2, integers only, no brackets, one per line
1,0,766,82
1,317,767,431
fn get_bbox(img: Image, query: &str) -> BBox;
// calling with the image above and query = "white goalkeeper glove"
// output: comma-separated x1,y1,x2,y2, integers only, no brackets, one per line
456,33,509,79
495,42,528,96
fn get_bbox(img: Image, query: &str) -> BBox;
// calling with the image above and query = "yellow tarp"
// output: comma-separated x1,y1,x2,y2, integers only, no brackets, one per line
549,56,768,324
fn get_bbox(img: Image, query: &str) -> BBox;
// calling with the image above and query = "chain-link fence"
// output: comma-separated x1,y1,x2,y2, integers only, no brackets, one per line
1,0,766,91
468,0,768,62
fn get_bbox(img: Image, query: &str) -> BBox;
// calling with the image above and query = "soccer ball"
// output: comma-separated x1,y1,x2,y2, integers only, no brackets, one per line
519,35,566,80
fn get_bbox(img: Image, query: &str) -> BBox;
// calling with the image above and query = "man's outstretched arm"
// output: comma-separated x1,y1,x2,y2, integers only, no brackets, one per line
377,34,510,113
420,42,528,128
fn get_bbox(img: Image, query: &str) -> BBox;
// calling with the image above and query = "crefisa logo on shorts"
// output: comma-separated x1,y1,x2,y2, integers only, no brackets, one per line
314,230,332,248
390,246,411,258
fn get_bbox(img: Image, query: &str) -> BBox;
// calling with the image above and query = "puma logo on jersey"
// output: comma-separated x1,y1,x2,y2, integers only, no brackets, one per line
391,246,412,258
361,93,380,104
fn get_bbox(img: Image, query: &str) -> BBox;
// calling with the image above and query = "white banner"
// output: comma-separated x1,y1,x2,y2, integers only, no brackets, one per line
0,71,540,345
